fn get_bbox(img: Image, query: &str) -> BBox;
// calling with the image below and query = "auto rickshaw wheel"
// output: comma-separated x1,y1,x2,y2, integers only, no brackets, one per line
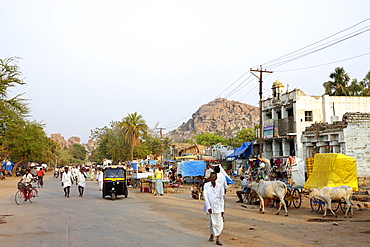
111,192,116,200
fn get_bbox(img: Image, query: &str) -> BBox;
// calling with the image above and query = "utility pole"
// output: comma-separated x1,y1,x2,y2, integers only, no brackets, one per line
250,65,273,158
158,127,166,164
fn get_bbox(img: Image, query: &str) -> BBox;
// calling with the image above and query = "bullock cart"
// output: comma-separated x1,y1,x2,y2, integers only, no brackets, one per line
310,196,349,214
304,153,358,217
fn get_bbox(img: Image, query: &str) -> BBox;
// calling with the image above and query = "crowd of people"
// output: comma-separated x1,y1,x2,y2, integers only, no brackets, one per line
17,162,244,245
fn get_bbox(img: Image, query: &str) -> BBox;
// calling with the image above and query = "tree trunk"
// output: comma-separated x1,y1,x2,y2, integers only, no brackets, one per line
0,150,10,164
12,156,25,176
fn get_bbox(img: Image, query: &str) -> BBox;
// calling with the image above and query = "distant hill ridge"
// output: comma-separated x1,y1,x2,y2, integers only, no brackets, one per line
166,98,259,142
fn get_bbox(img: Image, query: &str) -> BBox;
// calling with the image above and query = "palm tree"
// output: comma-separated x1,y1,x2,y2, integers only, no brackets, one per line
361,71,370,96
119,112,148,161
323,67,350,96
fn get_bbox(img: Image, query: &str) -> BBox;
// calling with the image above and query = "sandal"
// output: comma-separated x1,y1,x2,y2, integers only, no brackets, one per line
209,236,214,242
216,241,223,245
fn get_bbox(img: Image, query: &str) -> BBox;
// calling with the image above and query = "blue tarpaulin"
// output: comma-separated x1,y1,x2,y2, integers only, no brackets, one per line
226,142,253,159
2,161,14,172
182,161,206,177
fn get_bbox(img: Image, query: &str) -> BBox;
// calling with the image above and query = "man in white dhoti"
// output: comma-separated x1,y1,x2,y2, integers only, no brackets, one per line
97,168,103,191
203,172,224,246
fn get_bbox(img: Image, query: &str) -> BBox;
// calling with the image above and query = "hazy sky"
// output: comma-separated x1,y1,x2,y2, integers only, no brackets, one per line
1,1,369,143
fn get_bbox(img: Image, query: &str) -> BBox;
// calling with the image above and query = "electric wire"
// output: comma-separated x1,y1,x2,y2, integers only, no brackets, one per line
163,18,370,130
274,51,370,72
263,17,370,67
265,26,370,70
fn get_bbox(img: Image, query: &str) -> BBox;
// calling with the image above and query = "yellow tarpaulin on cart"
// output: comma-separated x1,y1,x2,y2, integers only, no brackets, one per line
304,153,358,191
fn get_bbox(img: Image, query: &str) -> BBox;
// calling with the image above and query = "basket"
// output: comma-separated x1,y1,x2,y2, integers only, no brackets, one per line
18,182,25,190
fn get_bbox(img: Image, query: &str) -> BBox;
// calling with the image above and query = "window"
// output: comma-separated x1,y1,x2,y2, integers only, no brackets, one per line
305,111,313,121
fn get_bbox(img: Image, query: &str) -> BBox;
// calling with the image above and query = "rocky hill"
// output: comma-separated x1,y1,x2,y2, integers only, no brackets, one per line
166,98,259,142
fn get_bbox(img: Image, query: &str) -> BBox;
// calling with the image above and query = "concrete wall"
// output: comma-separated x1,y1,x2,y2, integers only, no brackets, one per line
343,115,370,183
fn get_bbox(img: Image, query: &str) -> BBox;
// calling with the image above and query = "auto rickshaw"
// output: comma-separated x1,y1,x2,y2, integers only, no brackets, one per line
102,165,128,200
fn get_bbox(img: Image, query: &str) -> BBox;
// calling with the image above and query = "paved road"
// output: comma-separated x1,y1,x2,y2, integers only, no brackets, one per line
0,175,206,247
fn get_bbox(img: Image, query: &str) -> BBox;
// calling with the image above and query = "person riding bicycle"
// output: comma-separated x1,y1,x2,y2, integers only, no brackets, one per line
20,169,33,200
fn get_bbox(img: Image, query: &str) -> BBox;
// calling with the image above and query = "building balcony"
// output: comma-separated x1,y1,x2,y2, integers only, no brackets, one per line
276,116,296,136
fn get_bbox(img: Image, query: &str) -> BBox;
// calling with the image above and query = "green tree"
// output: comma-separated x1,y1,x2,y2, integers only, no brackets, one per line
0,57,29,162
8,120,50,175
361,71,370,96
323,67,350,96
119,112,148,161
89,122,131,163
194,132,226,146
68,143,87,163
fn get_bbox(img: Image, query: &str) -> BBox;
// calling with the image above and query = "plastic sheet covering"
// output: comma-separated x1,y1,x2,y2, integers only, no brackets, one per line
182,161,206,177
290,158,305,187
304,153,358,191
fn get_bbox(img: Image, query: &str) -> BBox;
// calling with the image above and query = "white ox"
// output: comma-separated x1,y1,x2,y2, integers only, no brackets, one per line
309,185,353,218
250,180,288,216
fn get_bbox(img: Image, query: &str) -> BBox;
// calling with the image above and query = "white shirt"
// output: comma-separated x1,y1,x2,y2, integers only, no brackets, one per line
205,168,213,178
97,171,104,182
203,182,225,213
62,171,73,187
216,173,228,191
241,178,251,190
22,173,33,184
77,171,86,187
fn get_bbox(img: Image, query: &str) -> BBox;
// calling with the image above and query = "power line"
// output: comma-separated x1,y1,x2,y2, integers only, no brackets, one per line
274,51,370,72
163,18,370,131
265,27,370,70
239,83,258,101
215,71,249,98
263,17,370,67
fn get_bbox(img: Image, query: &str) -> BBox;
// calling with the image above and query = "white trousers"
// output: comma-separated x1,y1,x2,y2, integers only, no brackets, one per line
206,212,224,237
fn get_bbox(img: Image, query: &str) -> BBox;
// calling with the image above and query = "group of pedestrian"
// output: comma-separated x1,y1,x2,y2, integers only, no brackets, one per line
61,166,88,198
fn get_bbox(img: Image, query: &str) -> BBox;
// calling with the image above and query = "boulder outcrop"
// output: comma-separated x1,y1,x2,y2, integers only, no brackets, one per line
166,98,259,142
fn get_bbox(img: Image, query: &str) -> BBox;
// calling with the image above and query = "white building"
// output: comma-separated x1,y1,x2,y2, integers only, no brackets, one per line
301,112,370,184
262,81,370,163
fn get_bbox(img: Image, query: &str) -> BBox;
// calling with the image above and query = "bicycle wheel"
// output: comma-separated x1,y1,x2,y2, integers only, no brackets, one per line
15,190,25,205
29,189,38,203
249,192,258,205
331,201,340,212
242,193,249,203
292,189,302,209
310,199,322,212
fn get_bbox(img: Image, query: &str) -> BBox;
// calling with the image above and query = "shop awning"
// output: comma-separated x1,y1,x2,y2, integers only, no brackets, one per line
226,142,253,159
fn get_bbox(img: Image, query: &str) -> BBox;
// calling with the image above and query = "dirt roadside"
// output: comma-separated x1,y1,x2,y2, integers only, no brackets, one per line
2,175,370,246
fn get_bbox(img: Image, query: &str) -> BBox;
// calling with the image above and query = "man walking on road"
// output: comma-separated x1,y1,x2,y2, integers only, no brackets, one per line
203,172,224,246
37,168,45,188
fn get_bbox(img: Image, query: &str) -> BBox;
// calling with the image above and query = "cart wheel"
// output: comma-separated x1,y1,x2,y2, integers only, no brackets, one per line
331,201,340,212
340,202,349,214
111,192,116,200
310,199,322,212
285,189,292,208
292,189,302,209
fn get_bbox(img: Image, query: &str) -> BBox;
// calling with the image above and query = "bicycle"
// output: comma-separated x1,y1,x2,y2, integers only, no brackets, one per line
15,182,39,205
